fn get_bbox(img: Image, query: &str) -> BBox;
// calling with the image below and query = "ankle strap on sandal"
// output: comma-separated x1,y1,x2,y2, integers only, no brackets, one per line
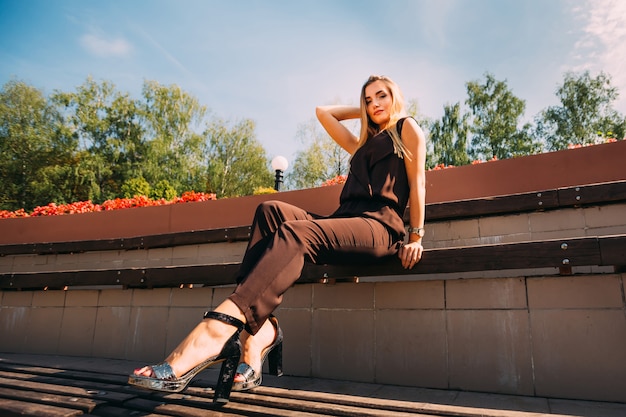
203,311,245,330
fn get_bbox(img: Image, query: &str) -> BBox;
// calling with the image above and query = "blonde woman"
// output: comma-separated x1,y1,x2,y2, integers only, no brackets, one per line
129,75,427,404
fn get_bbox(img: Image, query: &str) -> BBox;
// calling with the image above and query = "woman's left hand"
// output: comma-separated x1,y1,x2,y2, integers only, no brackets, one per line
398,241,424,269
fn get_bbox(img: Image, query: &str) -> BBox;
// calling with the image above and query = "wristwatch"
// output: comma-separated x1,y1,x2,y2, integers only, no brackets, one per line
408,227,425,237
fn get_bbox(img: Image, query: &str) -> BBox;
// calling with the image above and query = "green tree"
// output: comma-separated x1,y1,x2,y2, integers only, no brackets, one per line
428,102,471,167
536,71,625,150
289,118,350,190
406,99,431,128
140,80,208,194
466,73,540,160
150,179,178,200
51,77,146,202
121,177,151,199
406,99,437,169
205,118,272,198
106,91,146,186
0,80,76,210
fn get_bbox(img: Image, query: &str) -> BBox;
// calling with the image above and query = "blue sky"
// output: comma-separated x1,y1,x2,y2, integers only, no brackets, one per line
2,0,625,163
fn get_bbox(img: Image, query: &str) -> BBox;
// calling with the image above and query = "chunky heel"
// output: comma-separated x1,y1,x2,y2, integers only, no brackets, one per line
267,339,283,377
213,352,240,404
128,310,244,405
232,315,284,391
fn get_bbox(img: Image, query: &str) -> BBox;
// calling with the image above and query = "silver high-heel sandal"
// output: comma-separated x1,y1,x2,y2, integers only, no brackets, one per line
128,311,244,404
232,315,283,392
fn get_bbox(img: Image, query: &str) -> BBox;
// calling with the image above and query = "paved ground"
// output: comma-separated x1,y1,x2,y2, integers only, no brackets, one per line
0,353,624,416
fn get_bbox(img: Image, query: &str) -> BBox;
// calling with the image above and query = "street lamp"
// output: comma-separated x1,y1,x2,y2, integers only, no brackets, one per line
271,156,288,191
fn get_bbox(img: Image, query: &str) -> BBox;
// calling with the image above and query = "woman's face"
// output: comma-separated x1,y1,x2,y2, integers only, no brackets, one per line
364,80,392,127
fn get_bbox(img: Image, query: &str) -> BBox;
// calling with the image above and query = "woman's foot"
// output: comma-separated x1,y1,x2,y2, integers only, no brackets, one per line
132,300,246,383
233,315,283,391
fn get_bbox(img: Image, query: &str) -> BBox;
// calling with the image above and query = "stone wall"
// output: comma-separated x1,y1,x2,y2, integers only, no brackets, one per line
1,272,625,403
1,202,625,403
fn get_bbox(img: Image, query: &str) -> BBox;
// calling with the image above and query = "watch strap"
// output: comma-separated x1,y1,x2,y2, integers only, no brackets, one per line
408,227,425,237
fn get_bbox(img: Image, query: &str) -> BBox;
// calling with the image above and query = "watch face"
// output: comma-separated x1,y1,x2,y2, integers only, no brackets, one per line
410,227,424,237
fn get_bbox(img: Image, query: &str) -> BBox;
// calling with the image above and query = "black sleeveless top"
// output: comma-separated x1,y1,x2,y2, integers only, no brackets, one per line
331,117,411,241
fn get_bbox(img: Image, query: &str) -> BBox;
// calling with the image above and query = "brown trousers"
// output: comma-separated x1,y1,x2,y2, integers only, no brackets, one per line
228,200,400,334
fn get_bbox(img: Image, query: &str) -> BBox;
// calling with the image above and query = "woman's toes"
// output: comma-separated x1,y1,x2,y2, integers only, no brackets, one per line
133,366,154,377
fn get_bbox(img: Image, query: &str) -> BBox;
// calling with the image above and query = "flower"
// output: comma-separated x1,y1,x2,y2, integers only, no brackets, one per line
430,163,455,170
321,175,347,186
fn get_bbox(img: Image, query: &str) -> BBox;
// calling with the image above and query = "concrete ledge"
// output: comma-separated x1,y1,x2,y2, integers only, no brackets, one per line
2,234,624,290
2,179,625,257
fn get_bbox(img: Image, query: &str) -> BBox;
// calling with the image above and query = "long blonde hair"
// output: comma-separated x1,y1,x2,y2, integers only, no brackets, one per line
358,75,412,160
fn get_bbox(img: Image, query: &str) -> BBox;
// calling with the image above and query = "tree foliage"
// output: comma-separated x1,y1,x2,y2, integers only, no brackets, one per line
0,77,276,210
536,71,625,150
427,73,545,167
465,73,541,160
205,118,273,198
288,118,351,189
0,80,75,210
51,77,146,202
140,80,208,193
428,102,471,167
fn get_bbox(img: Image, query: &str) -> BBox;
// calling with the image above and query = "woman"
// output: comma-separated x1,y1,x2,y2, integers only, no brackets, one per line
129,75,427,404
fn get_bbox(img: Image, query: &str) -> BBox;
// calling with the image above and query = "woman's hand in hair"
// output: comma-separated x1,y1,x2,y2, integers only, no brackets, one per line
316,105,360,154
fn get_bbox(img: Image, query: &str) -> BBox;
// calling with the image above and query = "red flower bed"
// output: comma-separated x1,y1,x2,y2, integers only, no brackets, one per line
0,191,217,219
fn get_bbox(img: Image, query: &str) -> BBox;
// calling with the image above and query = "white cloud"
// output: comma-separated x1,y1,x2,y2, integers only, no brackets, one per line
572,0,626,109
80,33,132,58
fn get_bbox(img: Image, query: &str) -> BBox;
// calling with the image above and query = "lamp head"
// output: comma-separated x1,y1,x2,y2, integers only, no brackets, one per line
271,156,288,172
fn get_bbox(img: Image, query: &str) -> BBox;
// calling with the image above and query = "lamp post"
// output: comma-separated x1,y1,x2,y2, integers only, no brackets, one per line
271,156,288,191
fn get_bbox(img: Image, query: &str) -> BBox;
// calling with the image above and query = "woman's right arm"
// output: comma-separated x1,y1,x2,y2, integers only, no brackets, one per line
315,105,360,155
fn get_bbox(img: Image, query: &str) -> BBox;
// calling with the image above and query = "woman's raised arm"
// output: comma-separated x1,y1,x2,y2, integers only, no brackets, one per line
315,105,360,155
